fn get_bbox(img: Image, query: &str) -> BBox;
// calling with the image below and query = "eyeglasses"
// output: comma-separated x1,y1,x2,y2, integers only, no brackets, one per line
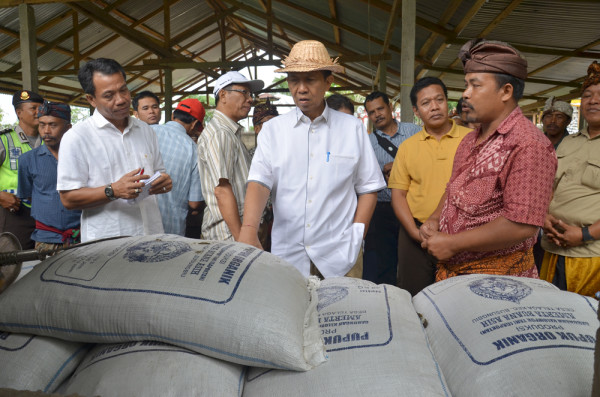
224,88,254,100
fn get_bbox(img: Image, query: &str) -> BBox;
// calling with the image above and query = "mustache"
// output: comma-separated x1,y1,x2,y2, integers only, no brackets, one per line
461,101,474,110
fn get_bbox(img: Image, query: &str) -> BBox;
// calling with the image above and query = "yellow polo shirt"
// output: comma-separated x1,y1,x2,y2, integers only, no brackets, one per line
388,120,472,223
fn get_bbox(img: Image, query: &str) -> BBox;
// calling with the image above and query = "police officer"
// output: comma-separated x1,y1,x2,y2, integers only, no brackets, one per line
0,90,44,249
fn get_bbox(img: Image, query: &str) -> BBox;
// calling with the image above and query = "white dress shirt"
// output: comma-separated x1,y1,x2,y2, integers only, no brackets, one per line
57,111,165,242
248,106,385,278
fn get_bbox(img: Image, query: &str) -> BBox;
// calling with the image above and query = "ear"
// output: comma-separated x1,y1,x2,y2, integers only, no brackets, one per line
325,74,334,89
500,83,514,103
86,94,96,108
133,110,139,117
189,119,198,132
412,106,420,119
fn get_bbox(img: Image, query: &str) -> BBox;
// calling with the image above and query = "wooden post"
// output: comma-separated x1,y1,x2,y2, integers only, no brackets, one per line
18,4,38,92
400,0,415,123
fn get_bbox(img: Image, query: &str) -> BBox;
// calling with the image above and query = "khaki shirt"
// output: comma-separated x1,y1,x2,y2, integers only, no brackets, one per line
542,127,600,257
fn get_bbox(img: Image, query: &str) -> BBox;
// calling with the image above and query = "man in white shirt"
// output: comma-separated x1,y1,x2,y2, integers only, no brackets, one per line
57,58,172,242
239,40,385,278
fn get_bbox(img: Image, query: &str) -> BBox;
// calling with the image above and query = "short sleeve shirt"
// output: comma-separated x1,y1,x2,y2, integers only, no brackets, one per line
197,110,251,241
439,107,557,265
56,111,166,242
388,120,471,223
248,106,386,278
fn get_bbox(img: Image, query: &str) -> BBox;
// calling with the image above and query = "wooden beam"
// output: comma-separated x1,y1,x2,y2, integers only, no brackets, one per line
328,0,340,45
374,0,400,86
68,1,175,58
478,0,523,38
0,0,79,6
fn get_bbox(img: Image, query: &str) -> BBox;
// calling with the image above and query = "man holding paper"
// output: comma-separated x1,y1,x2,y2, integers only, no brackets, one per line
57,58,172,242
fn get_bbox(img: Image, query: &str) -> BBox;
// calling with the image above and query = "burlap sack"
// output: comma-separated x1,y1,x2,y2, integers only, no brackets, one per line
64,341,245,397
0,332,88,393
0,235,325,371
413,274,598,396
244,278,450,397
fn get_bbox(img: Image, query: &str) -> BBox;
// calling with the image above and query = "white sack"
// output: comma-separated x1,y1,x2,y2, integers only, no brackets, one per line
413,274,599,397
64,341,245,397
0,332,87,393
0,235,325,371
244,278,450,397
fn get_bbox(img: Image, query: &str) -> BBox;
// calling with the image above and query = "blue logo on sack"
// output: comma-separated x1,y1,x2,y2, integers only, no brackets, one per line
317,286,349,311
469,276,532,303
123,241,192,263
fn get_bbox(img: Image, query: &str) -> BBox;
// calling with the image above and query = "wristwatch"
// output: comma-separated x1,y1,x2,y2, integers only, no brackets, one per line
105,184,117,201
581,226,595,242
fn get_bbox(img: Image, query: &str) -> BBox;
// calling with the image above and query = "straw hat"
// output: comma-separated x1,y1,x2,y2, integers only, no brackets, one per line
275,40,344,74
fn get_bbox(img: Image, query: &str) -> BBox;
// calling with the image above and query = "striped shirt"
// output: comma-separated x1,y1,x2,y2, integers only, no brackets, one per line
197,110,251,241
368,120,420,202
152,121,203,236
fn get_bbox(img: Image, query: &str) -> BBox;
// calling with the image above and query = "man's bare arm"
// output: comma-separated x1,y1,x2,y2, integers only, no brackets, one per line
214,178,243,240
391,189,421,242
238,181,270,249
422,216,538,261
60,168,149,210
354,192,377,238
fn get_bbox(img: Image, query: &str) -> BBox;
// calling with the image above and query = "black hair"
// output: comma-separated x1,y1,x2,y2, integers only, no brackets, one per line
410,77,448,107
364,91,390,107
78,58,127,96
172,109,196,124
326,94,354,114
320,70,333,79
132,91,160,111
493,73,525,101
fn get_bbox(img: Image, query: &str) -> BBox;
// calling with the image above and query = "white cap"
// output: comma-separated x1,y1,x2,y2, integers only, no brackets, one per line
213,71,264,98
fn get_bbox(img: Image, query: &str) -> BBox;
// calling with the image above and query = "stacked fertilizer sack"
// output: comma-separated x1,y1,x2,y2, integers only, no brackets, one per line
414,274,599,397
243,277,450,396
0,235,326,394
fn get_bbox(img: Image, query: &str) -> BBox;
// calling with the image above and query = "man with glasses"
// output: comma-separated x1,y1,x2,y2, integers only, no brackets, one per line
197,71,264,241
541,97,573,149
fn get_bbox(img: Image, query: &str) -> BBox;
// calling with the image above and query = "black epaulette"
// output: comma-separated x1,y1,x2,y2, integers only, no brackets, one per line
0,128,12,135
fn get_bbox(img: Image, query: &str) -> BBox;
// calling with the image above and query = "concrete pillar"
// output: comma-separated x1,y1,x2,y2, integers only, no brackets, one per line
19,4,38,92
400,0,415,123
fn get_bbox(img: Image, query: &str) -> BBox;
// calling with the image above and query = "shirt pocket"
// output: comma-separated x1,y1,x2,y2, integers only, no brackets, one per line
581,158,600,189
328,153,356,181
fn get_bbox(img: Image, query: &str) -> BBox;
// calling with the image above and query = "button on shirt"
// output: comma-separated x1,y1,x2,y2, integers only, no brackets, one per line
248,106,386,278
197,110,251,241
17,145,81,243
368,120,420,202
57,111,166,242
151,121,203,236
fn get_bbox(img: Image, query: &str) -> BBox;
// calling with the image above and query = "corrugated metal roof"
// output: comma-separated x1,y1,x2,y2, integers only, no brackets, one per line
0,0,597,111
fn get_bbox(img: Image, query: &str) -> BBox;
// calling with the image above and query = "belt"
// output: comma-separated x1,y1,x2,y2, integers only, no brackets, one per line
35,220,80,243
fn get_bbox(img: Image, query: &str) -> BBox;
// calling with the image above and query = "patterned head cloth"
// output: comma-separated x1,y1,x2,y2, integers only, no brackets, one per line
37,101,71,122
582,61,600,93
459,39,528,80
252,99,279,126
542,97,573,119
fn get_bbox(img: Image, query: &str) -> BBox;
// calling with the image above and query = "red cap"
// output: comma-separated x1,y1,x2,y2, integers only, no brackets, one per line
175,98,206,121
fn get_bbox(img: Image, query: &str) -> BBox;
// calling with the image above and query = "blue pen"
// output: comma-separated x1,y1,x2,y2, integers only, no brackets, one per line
327,151,330,162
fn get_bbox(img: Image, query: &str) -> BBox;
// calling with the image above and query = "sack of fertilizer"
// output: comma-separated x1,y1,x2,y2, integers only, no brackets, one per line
243,278,450,397
413,274,599,397
64,341,245,397
0,235,325,371
0,331,88,393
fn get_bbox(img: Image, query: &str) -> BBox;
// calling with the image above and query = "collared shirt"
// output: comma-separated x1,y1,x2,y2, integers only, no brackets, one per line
542,127,600,257
151,121,203,236
0,125,42,165
388,120,471,223
248,106,386,278
57,111,166,242
368,120,420,202
197,109,251,241
17,145,81,243
439,107,557,265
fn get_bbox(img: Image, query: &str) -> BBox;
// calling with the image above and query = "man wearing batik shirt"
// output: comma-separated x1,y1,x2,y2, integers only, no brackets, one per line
420,39,557,281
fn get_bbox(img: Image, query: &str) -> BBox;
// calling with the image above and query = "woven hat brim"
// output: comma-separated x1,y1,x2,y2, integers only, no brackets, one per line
275,64,345,73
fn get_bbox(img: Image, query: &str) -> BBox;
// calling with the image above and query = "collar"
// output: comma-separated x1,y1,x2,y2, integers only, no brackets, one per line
575,126,600,140
293,102,330,127
495,106,523,136
15,125,38,145
36,144,52,157
212,110,244,137
92,109,133,133
374,120,403,139
419,119,461,141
